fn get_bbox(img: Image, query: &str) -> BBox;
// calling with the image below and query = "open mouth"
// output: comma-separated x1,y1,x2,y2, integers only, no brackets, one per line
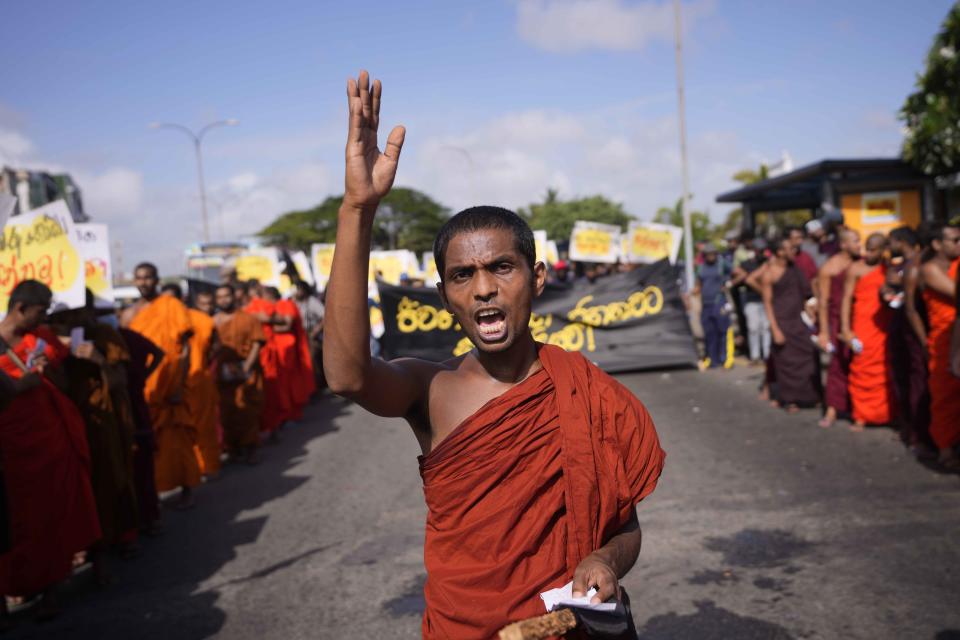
475,307,507,342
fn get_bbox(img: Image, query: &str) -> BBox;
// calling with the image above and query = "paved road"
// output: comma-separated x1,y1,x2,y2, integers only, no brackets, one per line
9,364,960,639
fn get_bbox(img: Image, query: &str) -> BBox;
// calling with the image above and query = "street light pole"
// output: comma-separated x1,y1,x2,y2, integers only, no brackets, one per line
149,119,239,243
673,0,695,292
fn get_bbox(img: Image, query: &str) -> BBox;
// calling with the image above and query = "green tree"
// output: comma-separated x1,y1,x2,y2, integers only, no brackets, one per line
519,189,633,241
900,4,960,175
259,187,449,253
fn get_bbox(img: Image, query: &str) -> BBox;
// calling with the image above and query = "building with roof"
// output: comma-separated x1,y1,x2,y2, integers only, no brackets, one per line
715,158,951,236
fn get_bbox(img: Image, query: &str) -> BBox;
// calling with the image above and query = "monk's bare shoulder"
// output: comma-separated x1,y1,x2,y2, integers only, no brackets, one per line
820,254,848,276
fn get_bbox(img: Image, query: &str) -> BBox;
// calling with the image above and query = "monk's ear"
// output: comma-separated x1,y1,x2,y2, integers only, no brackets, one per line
532,261,547,298
436,281,451,313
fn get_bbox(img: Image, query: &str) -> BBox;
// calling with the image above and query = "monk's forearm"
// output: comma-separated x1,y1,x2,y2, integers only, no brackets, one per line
244,343,261,373
590,514,642,579
323,204,377,394
817,276,831,331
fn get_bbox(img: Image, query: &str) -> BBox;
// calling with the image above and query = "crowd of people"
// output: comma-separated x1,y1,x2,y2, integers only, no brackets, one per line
696,219,960,469
0,264,324,623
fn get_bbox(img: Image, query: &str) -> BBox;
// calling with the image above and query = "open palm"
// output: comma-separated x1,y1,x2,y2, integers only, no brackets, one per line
344,70,405,209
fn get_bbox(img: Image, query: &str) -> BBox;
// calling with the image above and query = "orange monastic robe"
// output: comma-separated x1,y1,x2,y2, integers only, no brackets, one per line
849,264,894,425
245,297,290,433
187,309,220,476
130,296,201,493
418,345,665,640
216,311,266,452
274,299,315,415
924,258,960,450
0,327,101,596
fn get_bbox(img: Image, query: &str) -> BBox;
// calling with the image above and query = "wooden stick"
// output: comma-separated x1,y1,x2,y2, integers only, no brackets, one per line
498,608,578,640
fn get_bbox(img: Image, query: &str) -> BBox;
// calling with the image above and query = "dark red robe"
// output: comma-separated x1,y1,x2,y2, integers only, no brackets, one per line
418,345,665,639
0,326,101,596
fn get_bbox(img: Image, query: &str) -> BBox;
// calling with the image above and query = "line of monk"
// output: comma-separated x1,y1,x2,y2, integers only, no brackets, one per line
740,219,960,470
0,262,320,624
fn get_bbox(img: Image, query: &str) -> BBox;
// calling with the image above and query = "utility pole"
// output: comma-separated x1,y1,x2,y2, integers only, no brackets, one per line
150,119,239,243
673,0,695,292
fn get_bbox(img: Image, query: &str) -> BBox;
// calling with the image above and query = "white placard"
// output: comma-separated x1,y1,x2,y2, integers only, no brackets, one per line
74,223,115,307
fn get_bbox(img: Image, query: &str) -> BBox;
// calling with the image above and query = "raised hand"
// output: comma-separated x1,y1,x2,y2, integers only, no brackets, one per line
344,70,405,210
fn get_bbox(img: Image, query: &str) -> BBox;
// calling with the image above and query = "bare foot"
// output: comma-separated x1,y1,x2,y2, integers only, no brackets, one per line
758,386,770,401
850,421,865,433
819,408,837,428
785,404,800,414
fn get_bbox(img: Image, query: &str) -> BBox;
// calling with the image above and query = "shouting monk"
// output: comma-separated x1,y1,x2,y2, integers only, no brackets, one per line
0,281,101,620
920,222,960,469
121,263,200,509
841,233,894,430
324,71,664,639
815,228,860,427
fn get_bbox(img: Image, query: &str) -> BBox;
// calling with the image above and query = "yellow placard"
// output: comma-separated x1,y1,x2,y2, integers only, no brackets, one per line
569,221,621,264
311,243,336,286
0,203,84,314
235,253,279,285
630,228,673,261
369,250,419,286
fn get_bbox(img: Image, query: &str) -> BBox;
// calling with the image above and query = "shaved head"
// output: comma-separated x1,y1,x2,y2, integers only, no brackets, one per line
866,232,887,250
862,232,887,265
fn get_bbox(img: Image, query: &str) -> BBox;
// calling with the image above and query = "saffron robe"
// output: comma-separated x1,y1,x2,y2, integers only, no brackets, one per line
824,267,851,414
418,345,665,640
0,326,101,596
245,298,289,433
274,299,315,413
216,312,266,452
186,309,220,475
62,324,140,545
849,264,894,425
129,296,201,493
924,258,960,450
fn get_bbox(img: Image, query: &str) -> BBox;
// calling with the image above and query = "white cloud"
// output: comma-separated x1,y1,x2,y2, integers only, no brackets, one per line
401,106,749,224
516,0,714,53
0,128,35,162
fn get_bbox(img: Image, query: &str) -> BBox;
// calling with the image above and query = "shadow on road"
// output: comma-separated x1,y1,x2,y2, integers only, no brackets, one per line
5,394,349,640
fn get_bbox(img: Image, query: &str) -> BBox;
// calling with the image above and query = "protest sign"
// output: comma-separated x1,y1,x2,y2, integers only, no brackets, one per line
625,221,683,264
291,251,314,285
311,243,336,288
568,221,621,264
235,248,283,287
369,249,420,285
74,223,114,307
0,200,85,314
380,259,697,372
421,252,440,285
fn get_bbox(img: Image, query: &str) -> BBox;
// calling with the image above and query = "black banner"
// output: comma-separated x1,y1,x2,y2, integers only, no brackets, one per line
379,259,697,373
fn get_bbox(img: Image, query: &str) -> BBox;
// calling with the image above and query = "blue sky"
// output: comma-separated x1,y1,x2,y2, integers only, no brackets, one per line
1,0,954,273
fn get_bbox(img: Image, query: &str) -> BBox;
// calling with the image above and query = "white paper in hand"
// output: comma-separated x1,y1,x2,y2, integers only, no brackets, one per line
539,581,617,612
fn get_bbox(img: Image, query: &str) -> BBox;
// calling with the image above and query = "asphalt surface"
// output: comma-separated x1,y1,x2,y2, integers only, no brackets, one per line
8,363,960,639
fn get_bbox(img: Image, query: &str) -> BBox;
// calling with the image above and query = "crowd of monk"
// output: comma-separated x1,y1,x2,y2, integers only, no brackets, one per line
729,220,960,469
0,263,322,623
